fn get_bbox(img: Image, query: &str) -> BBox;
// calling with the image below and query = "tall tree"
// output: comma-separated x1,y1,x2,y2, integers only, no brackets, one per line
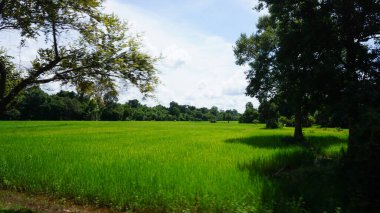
0,0,159,116
234,14,315,141
237,0,379,210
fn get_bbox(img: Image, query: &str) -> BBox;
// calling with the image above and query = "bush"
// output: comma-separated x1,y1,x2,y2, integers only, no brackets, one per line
279,116,294,127
252,119,260,124
303,114,316,127
266,119,280,129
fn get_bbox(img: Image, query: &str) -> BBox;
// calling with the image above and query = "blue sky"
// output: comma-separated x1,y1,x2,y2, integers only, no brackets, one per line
120,0,259,42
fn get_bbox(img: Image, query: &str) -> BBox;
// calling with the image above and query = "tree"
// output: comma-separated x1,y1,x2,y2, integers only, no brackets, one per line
234,0,356,141
325,1,380,210
238,0,380,210
209,106,219,122
239,102,259,123
0,0,159,116
169,101,180,119
234,15,307,139
18,86,51,120
224,111,232,123
258,99,280,128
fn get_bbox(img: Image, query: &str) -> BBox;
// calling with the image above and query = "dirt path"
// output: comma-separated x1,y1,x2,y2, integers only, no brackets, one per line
0,190,118,213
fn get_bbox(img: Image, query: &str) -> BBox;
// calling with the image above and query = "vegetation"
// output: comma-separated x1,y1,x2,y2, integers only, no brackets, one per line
238,102,259,124
0,0,159,116
0,0,378,211
0,121,347,212
1,86,241,122
235,1,379,210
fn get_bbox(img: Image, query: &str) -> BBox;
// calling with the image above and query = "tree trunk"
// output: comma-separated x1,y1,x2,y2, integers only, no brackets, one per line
344,112,380,212
0,60,6,118
294,106,304,142
0,102,5,118
0,63,6,99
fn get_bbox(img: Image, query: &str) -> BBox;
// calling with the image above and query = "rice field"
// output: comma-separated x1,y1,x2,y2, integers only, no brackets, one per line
0,121,348,212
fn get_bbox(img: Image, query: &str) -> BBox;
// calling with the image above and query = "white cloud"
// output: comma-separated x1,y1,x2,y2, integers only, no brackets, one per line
162,45,191,69
105,0,256,112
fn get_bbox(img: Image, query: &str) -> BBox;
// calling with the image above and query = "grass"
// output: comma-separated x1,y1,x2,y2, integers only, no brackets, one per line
0,121,348,212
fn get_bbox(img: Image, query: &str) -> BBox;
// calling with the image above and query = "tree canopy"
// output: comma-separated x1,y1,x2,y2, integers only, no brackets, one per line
0,0,159,115
236,0,379,210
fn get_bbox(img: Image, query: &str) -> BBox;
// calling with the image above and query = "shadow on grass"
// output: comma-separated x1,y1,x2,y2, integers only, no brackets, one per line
225,135,347,150
226,135,346,212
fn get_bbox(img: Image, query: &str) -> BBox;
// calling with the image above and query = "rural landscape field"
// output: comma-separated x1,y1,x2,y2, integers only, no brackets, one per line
1,0,379,212
0,121,347,212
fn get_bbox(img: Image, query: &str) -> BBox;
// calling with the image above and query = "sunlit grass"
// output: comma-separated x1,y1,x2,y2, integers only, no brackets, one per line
0,121,348,212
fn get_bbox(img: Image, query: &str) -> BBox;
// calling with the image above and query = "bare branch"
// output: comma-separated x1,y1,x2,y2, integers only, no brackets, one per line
0,25,19,31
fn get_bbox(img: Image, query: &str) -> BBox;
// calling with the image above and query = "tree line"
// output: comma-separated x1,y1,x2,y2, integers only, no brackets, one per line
2,86,348,129
1,86,241,122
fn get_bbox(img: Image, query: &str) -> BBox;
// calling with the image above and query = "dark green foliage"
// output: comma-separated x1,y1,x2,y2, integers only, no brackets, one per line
209,118,217,123
303,114,315,128
258,100,280,128
314,108,349,128
1,87,242,121
17,87,51,120
239,0,379,210
279,116,294,127
239,102,259,123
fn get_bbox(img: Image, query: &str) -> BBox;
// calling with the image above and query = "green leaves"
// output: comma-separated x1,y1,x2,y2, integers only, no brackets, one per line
0,0,159,113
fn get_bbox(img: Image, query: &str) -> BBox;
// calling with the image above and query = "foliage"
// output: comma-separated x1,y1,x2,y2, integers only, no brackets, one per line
2,87,241,121
0,0,159,115
240,0,379,210
239,102,259,123
303,114,316,128
279,116,294,127
258,99,280,129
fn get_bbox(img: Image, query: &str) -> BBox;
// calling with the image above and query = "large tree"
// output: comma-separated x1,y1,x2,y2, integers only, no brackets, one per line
234,12,327,141
0,0,159,116
237,0,379,210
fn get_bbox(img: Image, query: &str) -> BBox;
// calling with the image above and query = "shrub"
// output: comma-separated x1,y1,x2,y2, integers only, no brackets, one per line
252,119,260,124
279,116,294,127
303,114,316,127
266,119,280,129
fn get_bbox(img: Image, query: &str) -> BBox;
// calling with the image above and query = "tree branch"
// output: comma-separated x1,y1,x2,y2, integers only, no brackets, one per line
0,58,62,111
33,64,94,84
0,25,19,31
52,21,59,59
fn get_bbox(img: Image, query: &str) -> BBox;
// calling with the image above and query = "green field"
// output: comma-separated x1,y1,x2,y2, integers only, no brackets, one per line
0,121,348,212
